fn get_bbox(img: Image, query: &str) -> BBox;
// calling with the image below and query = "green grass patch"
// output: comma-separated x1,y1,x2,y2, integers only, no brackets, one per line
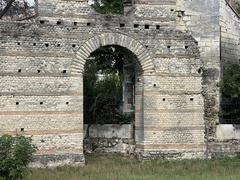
24,154,240,180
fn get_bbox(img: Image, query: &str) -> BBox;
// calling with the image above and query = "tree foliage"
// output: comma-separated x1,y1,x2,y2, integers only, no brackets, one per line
0,0,35,20
220,64,240,123
84,46,132,125
221,64,240,99
92,0,124,15
236,2,240,14
0,135,36,180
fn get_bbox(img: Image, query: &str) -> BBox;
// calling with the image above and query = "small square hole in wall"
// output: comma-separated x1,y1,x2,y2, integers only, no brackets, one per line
167,46,171,49
20,128,24,132
72,44,76,48
40,20,45,24
74,22,78,26
120,23,125,27
153,84,157,87
17,42,21,45
134,24,139,28
156,25,160,29
62,70,67,74
66,102,69,105
185,46,189,49
16,102,19,105
33,43,36,46
45,43,49,47
145,45,149,48
57,44,61,47
37,70,41,73
145,25,150,29
18,69,22,73
163,98,166,101
41,139,45,143
40,102,43,105
57,21,62,25
170,9,174,12
87,22,91,26
190,98,194,101
198,68,202,74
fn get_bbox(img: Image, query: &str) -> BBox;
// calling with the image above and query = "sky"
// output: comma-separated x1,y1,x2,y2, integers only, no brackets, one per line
28,0,35,6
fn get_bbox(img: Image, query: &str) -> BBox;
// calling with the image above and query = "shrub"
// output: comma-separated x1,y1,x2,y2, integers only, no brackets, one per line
0,135,36,180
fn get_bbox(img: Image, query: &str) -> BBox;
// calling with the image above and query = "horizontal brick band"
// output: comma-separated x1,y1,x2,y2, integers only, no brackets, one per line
136,143,206,150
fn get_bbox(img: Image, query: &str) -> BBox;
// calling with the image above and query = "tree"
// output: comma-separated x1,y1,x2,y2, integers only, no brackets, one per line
83,46,132,129
0,0,36,20
220,64,240,123
236,2,240,14
0,135,36,180
221,64,240,99
92,0,124,14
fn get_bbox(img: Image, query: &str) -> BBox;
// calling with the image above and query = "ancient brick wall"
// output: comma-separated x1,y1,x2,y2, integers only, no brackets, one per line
220,0,240,68
0,0,238,167
209,0,240,157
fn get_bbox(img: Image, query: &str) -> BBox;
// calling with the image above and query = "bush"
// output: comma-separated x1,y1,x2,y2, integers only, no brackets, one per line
0,135,36,180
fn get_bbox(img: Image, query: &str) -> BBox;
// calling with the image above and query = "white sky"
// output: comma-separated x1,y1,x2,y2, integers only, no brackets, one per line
28,0,35,6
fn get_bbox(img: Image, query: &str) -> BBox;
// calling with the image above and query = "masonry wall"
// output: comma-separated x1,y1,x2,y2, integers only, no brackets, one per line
176,0,221,142
220,0,240,68
0,0,221,166
209,0,240,157
83,124,134,154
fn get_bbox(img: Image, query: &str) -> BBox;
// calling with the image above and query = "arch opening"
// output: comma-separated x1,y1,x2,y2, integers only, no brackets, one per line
82,44,143,154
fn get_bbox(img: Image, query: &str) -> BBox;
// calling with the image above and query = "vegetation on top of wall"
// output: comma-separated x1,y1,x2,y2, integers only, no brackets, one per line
220,64,240,123
0,135,36,180
92,0,124,15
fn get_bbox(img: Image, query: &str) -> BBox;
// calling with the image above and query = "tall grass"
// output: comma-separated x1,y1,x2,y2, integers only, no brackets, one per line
25,154,240,180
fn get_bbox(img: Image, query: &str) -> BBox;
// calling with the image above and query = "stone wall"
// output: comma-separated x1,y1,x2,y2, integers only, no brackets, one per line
220,0,240,68
176,0,221,141
0,0,239,167
83,124,134,154
207,0,240,157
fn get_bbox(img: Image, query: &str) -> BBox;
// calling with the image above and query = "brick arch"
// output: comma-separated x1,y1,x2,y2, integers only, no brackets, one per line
71,33,155,75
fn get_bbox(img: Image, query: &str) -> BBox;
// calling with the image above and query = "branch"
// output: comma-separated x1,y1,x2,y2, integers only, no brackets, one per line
17,14,36,21
0,0,15,19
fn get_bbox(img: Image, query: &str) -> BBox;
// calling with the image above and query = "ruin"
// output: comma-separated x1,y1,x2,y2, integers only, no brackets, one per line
0,0,240,167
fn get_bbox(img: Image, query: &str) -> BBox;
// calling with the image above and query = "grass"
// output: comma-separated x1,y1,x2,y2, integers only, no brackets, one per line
25,154,240,180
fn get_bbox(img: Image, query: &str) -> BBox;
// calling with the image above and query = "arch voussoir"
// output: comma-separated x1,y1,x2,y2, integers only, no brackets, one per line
74,33,155,75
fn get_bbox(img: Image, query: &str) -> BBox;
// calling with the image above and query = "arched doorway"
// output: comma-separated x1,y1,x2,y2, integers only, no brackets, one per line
71,33,155,158
82,45,141,153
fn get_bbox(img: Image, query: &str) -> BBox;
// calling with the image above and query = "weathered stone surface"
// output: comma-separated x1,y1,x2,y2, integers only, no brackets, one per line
0,0,239,167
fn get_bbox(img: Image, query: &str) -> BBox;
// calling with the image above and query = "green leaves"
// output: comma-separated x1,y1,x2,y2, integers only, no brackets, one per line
83,46,132,125
221,64,240,99
92,0,124,15
0,135,36,180
220,64,240,123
